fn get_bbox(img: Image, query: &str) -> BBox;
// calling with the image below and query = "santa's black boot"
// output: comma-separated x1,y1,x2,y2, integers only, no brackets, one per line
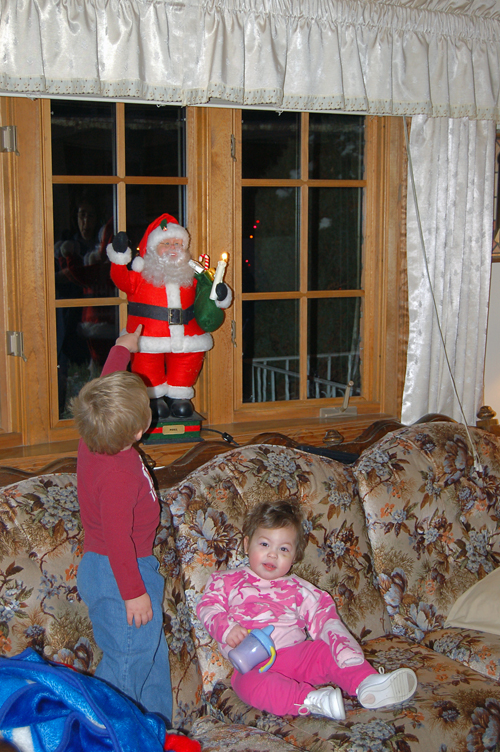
150,397,170,420
166,398,194,418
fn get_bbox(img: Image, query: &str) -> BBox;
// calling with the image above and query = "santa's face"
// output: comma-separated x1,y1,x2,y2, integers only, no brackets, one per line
141,235,193,287
156,238,185,258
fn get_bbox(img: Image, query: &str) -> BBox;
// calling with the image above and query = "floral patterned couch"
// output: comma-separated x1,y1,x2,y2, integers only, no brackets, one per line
2,421,500,751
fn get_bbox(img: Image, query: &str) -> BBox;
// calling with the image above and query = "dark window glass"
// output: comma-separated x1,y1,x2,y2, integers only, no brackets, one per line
57,305,120,420
308,188,363,291
51,101,115,176
242,187,299,293
125,104,186,177
242,299,300,403
307,297,361,399
241,110,300,179
308,114,364,180
125,185,186,251
53,184,117,301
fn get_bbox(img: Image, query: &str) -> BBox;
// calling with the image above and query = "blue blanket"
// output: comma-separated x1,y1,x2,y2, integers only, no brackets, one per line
0,648,167,751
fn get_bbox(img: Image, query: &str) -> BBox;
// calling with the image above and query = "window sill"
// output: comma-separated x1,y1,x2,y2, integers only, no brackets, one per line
0,412,395,476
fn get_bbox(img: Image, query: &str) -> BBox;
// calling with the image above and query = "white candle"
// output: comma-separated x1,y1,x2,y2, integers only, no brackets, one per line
210,253,228,300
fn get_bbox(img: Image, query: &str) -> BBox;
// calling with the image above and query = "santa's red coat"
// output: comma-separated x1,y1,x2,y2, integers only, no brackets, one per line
110,263,213,355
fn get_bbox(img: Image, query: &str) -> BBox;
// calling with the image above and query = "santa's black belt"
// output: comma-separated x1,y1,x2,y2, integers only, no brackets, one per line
127,302,195,325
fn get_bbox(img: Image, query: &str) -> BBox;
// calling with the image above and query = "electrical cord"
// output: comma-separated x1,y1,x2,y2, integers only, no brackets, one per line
403,115,482,472
200,427,239,445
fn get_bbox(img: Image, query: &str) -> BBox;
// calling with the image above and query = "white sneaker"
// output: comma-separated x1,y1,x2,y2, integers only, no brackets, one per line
357,667,417,709
299,687,346,720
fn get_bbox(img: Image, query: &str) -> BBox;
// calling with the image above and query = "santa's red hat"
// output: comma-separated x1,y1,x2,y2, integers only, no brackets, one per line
115,213,190,273
106,214,190,272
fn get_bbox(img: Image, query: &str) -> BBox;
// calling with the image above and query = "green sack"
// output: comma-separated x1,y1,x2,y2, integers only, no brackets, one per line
194,271,225,332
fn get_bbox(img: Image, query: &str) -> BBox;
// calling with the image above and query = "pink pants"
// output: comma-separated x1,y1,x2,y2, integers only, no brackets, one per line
231,639,377,716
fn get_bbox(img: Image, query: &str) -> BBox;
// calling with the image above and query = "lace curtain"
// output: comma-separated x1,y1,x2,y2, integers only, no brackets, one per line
0,0,499,119
401,115,495,425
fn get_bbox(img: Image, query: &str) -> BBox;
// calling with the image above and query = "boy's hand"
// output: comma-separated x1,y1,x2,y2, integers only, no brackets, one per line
226,624,248,648
115,325,142,353
125,592,153,627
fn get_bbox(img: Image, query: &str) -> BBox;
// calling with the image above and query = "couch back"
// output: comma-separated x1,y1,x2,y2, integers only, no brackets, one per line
0,471,205,730
161,443,392,697
0,473,97,669
354,422,500,642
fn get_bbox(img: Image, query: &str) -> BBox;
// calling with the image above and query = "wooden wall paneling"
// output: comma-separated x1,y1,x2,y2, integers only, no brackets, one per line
13,98,51,446
202,108,235,426
0,97,22,444
379,117,407,419
187,108,209,418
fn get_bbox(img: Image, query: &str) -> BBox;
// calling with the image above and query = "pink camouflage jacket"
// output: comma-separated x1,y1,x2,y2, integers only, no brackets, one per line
196,566,364,669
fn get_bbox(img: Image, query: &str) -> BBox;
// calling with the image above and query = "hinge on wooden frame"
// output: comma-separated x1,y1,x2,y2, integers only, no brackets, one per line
6,331,27,361
230,134,236,161
231,320,237,347
0,126,20,155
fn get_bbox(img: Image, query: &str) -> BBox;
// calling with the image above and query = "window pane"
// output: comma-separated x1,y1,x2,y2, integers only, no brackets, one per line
53,185,117,301
126,185,186,250
309,114,364,180
308,188,363,291
242,187,299,293
51,101,115,176
307,298,361,399
241,110,300,179
242,300,299,402
125,104,186,177
57,305,120,419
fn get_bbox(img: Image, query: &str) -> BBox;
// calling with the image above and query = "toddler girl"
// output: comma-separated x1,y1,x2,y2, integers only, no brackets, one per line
197,500,417,719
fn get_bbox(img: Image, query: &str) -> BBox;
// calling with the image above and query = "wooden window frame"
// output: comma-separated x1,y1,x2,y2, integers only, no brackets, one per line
0,99,407,460
195,110,407,429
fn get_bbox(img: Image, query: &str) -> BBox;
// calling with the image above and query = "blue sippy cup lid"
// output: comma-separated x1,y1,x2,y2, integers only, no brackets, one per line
251,625,275,653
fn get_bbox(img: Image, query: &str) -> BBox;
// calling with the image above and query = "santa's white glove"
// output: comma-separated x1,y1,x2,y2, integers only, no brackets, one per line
107,231,132,266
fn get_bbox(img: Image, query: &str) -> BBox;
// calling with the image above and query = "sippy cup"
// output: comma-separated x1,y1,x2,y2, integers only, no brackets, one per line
228,625,276,674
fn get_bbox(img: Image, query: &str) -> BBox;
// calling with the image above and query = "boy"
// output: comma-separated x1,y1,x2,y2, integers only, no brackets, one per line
72,326,172,722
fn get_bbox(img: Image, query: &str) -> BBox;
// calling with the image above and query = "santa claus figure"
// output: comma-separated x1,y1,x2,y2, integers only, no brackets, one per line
107,213,232,419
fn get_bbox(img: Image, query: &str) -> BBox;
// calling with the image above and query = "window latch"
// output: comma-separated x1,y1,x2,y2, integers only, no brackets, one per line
6,331,27,361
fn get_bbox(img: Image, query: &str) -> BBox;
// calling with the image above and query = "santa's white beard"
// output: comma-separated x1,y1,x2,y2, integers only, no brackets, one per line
141,247,195,288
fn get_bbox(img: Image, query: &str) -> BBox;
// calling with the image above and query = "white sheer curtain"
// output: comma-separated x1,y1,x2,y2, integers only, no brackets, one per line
0,0,499,119
401,115,495,425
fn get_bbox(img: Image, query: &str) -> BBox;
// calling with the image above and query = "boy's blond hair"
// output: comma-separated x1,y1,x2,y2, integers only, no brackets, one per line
70,371,151,455
242,500,308,563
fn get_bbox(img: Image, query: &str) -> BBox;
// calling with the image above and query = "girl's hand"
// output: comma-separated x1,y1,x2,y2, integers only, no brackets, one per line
124,592,153,627
115,324,142,353
226,624,248,648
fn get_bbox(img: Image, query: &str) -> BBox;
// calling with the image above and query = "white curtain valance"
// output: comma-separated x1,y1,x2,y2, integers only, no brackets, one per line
1,0,500,119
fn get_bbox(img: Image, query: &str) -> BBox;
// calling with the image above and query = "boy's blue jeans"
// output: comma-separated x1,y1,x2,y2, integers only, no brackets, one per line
77,552,172,723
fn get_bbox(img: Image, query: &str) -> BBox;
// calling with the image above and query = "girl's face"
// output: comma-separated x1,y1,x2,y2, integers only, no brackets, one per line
244,524,297,580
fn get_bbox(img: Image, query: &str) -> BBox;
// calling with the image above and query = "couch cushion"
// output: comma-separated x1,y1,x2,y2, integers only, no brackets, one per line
423,627,500,681
206,633,500,752
0,474,99,670
162,444,392,697
354,422,500,642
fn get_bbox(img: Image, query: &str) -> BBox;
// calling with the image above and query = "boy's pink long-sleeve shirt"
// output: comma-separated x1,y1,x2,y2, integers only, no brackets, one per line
196,566,363,664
